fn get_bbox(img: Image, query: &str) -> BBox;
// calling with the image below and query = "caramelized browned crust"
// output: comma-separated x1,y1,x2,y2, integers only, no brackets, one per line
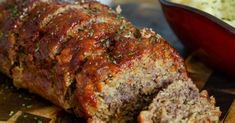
0,0,206,122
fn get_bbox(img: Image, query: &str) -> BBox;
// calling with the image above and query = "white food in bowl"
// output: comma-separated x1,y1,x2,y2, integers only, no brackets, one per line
171,0,235,28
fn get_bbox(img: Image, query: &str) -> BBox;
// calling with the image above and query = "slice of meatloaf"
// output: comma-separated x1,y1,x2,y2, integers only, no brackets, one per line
0,0,220,122
138,80,221,123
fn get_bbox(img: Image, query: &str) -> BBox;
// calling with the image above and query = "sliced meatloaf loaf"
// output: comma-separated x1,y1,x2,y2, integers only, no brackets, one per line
0,0,220,122
138,80,221,123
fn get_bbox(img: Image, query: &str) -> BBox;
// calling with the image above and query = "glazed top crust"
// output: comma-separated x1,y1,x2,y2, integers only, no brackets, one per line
0,0,186,117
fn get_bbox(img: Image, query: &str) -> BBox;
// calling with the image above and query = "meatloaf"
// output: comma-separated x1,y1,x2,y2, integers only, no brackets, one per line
138,80,221,123
0,0,220,122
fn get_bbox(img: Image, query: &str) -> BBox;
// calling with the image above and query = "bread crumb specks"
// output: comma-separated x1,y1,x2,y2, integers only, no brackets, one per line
116,5,122,14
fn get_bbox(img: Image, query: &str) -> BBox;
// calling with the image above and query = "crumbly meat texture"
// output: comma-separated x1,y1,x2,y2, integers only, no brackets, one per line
138,80,221,123
0,0,220,122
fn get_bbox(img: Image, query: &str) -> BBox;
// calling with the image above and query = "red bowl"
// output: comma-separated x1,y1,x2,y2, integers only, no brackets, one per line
159,0,235,75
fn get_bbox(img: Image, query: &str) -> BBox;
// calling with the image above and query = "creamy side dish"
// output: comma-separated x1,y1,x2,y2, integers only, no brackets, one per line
171,0,235,28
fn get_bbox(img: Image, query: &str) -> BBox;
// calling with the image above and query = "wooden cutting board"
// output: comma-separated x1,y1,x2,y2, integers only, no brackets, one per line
0,1,235,122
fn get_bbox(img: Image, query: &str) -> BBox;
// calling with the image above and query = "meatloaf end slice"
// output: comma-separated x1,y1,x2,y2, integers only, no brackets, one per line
78,29,190,122
138,80,221,123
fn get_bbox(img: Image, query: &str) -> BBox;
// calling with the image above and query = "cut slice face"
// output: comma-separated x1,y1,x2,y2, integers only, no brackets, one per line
0,1,221,122
138,80,221,123
84,36,189,122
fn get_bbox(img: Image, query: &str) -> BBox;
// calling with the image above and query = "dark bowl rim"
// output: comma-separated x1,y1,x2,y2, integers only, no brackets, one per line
159,0,235,34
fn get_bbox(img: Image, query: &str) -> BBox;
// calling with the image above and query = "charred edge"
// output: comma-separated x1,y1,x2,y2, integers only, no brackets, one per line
64,78,77,113
51,5,122,108
9,4,79,74
40,5,116,108
134,29,142,39
54,3,121,64
3,1,33,76
54,13,121,99
64,79,76,101
42,4,105,61
38,14,78,66
63,57,89,110
8,2,66,75
37,6,84,57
